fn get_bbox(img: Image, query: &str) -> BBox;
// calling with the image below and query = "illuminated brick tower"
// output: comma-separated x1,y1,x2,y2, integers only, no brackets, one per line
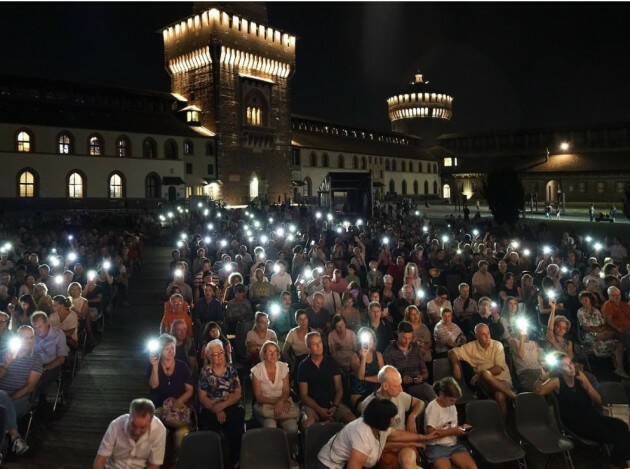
386,73,454,145
161,3,296,204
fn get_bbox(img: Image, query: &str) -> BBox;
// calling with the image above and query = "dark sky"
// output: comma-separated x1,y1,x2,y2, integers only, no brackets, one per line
2,2,630,133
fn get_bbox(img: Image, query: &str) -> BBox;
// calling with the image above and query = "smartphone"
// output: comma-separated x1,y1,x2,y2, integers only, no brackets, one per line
459,426,471,432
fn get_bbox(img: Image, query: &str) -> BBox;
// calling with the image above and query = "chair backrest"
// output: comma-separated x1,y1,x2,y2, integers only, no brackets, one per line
240,428,291,469
599,381,629,405
304,422,344,469
433,357,451,381
515,392,553,429
466,399,505,435
177,431,223,469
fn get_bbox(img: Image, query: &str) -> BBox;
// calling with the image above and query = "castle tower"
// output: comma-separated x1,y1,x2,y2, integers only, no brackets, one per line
386,73,453,145
161,4,296,204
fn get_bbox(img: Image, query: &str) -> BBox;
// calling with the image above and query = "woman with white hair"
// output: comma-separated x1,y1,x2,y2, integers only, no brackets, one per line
198,339,244,466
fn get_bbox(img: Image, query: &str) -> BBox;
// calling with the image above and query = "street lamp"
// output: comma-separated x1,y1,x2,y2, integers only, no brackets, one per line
560,142,570,152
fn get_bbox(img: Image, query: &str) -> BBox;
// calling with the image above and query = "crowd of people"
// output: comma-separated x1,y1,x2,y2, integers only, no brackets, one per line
89,201,630,469
0,211,147,463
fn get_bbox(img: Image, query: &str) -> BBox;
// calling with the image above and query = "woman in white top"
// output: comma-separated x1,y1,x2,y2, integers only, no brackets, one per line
282,310,310,370
67,282,88,320
251,341,298,445
50,295,79,348
318,398,437,469
424,377,477,469
427,287,453,325
245,312,278,364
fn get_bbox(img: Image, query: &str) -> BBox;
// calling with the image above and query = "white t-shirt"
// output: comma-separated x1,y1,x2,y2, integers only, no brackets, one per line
424,399,458,447
49,311,79,342
250,360,289,400
97,414,166,469
361,390,412,431
318,418,392,469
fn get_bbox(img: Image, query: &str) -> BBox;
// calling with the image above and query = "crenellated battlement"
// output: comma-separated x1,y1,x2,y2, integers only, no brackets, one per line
162,8,296,51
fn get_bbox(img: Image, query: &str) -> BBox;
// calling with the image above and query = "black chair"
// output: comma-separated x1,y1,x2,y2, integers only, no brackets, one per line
599,381,629,405
432,357,475,404
304,422,343,469
514,392,575,469
177,431,223,469
240,428,291,469
465,399,527,468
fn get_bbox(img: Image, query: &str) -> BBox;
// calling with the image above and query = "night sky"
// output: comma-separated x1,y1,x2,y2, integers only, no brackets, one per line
2,2,630,133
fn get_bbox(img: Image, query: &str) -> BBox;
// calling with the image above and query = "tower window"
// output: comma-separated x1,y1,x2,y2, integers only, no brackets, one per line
186,110,199,123
246,106,262,126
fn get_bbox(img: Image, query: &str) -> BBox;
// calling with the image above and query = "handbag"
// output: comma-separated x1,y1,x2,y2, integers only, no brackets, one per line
160,397,191,428
256,398,299,420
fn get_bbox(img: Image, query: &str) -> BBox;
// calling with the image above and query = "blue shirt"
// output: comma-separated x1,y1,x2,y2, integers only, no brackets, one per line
34,326,69,365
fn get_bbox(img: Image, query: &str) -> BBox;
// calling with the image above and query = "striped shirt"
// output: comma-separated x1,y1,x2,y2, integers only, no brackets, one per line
0,352,43,393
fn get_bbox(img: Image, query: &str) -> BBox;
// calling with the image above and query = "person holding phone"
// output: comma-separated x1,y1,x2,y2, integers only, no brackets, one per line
424,377,478,469
349,328,384,410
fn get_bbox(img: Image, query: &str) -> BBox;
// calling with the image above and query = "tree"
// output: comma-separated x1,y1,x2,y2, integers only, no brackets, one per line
482,169,525,225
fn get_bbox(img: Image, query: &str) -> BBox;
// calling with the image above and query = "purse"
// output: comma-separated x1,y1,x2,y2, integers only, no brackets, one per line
160,397,191,428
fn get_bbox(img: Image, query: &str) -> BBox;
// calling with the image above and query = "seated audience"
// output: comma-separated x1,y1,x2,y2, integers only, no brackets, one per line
170,319,197,373
282,310,311,370
367,301,394,353
434,308,466,356
328,314,357,373
404,305,432,364
49,295,79,349
546,300,574,360
349,327,384,409
245,312,277,364
160,293,193,338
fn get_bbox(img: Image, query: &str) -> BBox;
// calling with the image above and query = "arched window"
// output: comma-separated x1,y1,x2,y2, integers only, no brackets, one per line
402,180,407,195
249,175,259,200
413,180,419,195
88,135,103,156
304,177,312,197
145,173,161,198
183,140,194,155
424,180,429,194
418,162,423,173
244,89,267,127
362,157,367,170
116,136,130,157
392,160,397,172
353,155,359,169
165,139,178,160
401,161,406,172
443,184,451,199
389,179,395,194
57,132,72,155
433,181,438,194
385,160,390,171
67,171,85,198
434,164,438,173
310,152,317,167
108,172,125,198
143,138,157,159
338,154,345,169
322,153,329,167
17,169,38,197
16,130,32,152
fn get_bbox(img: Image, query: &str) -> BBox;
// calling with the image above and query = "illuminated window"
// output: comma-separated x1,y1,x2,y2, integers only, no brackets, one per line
196,185,204,196
109,173,124,198
443,184,451,199
68,172,84,198
58,133,71,154
186,110,199,123
246,106,262,126
116,136,130,157
184,141,194,155
444,157,453,167
249,176,259,200
185,186,192,198
18,170,37,197
17,131,32,152
89,135,103,156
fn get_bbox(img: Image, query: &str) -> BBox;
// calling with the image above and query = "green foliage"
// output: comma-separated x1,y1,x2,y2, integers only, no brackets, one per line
482,169,525,225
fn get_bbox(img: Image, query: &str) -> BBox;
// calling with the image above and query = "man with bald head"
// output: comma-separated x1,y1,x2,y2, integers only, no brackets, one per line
602,286,630,348
361,365,426,469
449,323,515,416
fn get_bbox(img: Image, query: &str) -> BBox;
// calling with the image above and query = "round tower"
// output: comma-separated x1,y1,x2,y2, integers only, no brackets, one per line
386,72,453,144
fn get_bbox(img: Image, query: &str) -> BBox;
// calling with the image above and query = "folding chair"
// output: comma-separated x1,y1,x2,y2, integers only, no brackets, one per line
514,392,575,469
304,422,343,469
466,399,527,468
432,357,475,404
177,431,223,469
240,428,291,469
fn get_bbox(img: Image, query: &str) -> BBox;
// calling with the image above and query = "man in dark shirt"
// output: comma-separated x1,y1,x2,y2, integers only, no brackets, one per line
305,292,331,334
192,283,223,327
366,301,394,353
297,332,355,428
384,321,435,403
